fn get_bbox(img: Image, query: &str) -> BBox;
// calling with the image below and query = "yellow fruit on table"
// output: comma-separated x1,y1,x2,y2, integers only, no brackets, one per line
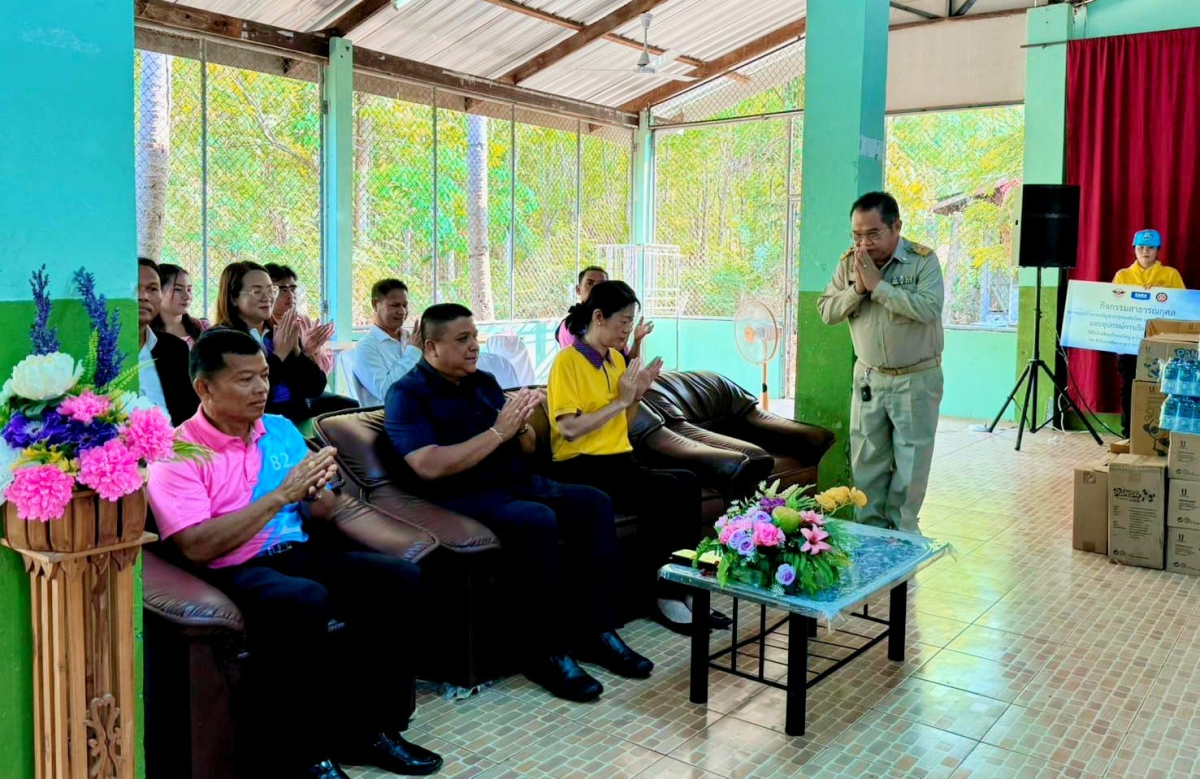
772,506,802,533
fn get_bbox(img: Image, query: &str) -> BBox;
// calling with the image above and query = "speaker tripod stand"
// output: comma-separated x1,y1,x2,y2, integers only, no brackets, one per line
985,267,1104,451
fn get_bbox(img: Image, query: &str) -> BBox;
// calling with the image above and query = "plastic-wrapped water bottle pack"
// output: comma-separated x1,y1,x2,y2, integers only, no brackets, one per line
1159,358,1200,431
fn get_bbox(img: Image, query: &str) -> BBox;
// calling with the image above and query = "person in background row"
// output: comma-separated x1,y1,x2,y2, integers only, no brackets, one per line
385,303,652,703
818,192,945,534
215,261,330,425
264,263,336,375
1113,229,1185,437
555,266,653,359
352,279,423,407
147,329,442,779
137,258,200,426
547,280,730,634
151,263,210,349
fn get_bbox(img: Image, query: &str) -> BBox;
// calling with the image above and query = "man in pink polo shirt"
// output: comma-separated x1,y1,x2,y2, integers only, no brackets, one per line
147,329,442,779
555,265,653,357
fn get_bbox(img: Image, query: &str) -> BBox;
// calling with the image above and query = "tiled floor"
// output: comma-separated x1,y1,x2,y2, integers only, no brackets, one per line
347,419,1200,778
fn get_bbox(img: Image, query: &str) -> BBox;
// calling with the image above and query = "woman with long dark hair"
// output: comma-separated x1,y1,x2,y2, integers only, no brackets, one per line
151,264,209,348
545,281,725,633
214,261,330,424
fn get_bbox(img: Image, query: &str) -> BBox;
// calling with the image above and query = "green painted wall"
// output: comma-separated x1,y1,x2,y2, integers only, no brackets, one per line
1077,0,1200,39
942,329,1018,421
795,0,891,488
0,1,140,776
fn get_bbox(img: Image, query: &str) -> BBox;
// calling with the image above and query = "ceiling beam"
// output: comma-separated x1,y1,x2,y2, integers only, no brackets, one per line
953,0,982,16
891,6,1024,31
501,0,669,84
323,0,391,38
479,0,748,83
891,2,940,20
135,0,638,127
619,18,806,113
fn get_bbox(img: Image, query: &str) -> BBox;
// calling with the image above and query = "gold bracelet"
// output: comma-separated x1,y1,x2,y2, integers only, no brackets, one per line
488,426,505,442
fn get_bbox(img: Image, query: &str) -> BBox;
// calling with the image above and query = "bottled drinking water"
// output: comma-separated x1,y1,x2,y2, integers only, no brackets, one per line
1161,395,1181,432
1163,358,1182,396
1178,396,1196,433
1185,360,1200,398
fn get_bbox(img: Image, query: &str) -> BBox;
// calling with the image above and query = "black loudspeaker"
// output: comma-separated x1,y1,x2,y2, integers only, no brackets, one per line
1017,184,1080,268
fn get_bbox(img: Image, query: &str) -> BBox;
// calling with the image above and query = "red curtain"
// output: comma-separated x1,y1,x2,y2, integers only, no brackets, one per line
1066,28,1200,413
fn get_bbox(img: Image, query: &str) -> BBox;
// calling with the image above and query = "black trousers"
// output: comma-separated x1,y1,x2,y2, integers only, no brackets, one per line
205,542,420,770
441,477,618,653
1118,354,1137,439
550,453,701,592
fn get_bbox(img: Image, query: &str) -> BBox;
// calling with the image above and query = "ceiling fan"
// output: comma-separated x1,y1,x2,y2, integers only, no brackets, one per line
577,14,697,81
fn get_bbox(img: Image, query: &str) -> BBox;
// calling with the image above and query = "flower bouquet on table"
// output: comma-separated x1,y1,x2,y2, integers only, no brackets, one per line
691,481,867,596
0,266,207,527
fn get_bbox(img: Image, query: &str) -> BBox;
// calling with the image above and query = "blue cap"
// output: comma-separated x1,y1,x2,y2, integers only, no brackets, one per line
1133,229,1162,248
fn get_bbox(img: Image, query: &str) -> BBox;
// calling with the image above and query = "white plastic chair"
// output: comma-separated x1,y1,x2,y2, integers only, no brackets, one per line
484,333,536,386
477,352,522,390
336,348,369,405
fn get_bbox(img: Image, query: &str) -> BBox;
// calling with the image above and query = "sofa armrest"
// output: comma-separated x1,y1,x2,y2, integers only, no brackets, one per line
638,425,760,488
732,408,836,465
368,485,501,553
142,550,244,634
328,493,439,563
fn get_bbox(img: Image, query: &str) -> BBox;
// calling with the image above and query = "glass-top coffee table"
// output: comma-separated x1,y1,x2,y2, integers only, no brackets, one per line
659,522,952,736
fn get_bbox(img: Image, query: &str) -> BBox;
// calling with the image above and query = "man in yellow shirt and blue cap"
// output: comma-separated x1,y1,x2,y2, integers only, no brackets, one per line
1113,229,1185,436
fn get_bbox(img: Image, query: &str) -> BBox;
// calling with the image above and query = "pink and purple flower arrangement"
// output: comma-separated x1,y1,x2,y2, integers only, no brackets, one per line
693,480,866,596
0,267,206,522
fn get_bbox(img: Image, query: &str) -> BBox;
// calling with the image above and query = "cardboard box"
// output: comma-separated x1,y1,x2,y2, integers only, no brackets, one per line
1131,381,1170,457
1167,478,1200,529
1166,526,1200,576
1145,319,1200,338
1108,454,1166,569
1073,463,1109,554
1135,333,1200,383
1169,432,1200,481
1109,439,1131,455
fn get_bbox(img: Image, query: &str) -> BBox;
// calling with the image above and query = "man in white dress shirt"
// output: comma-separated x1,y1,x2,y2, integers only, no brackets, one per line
352,279,423,407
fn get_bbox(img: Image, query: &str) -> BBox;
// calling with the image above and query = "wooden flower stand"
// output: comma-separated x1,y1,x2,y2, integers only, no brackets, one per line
2,489,155,779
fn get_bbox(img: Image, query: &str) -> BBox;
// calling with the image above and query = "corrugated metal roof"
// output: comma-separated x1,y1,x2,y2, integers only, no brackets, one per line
171,0,1037,113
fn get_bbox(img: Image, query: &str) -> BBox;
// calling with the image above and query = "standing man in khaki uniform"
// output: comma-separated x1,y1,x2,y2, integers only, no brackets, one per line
818,192,945,533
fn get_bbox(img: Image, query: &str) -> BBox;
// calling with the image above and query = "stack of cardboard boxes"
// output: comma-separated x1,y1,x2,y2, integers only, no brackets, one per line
1072,319,1200,574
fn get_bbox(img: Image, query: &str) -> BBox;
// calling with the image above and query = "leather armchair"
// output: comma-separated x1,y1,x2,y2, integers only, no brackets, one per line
142,493,437,779
643,371,836,491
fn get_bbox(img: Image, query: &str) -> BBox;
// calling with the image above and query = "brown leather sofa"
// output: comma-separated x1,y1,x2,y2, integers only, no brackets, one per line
142,493,438,779
644,371,835,491
141,371,833,778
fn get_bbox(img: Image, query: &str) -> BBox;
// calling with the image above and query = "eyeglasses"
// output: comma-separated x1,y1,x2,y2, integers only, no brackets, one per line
852,229,888,243
239,286,279,300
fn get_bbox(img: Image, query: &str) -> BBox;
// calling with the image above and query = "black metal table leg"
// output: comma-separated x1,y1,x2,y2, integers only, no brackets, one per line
786,613,810,736
888,581,908,661
690,588,711,704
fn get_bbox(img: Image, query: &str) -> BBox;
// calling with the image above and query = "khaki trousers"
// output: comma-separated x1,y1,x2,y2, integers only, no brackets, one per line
850,361,943,533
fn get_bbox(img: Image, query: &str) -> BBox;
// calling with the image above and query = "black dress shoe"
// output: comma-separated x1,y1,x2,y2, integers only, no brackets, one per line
298,760,350,779
709,609,733,630
655,607,731,636
525,652,604,702
340,732,443,776
576,631,654,679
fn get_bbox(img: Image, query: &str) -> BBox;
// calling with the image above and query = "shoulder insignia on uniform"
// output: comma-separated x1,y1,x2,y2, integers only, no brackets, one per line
841,247,854,260
908,240,933,257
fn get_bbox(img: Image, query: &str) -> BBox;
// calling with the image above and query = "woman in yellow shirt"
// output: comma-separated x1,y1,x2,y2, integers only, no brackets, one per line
547,281,723,633
1114,229,1186,436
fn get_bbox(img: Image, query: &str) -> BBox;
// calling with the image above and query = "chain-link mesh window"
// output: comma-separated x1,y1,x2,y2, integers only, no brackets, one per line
654,116,790,318
205,44,322,322
352,75,435,328
134,32,323,322
436,94,515,322
513,113,580,320
885,105,1025,329
651,38,805,127
134,35,202,291
581,127,634,266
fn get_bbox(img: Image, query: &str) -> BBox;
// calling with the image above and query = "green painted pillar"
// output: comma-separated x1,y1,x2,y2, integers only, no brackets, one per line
795,0,890,487
0,2,141,777
1016,4,1076,423
323,38,355,339
631,110,655,247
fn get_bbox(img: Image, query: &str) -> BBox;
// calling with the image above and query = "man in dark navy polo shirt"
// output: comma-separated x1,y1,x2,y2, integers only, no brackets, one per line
385,303,652,703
